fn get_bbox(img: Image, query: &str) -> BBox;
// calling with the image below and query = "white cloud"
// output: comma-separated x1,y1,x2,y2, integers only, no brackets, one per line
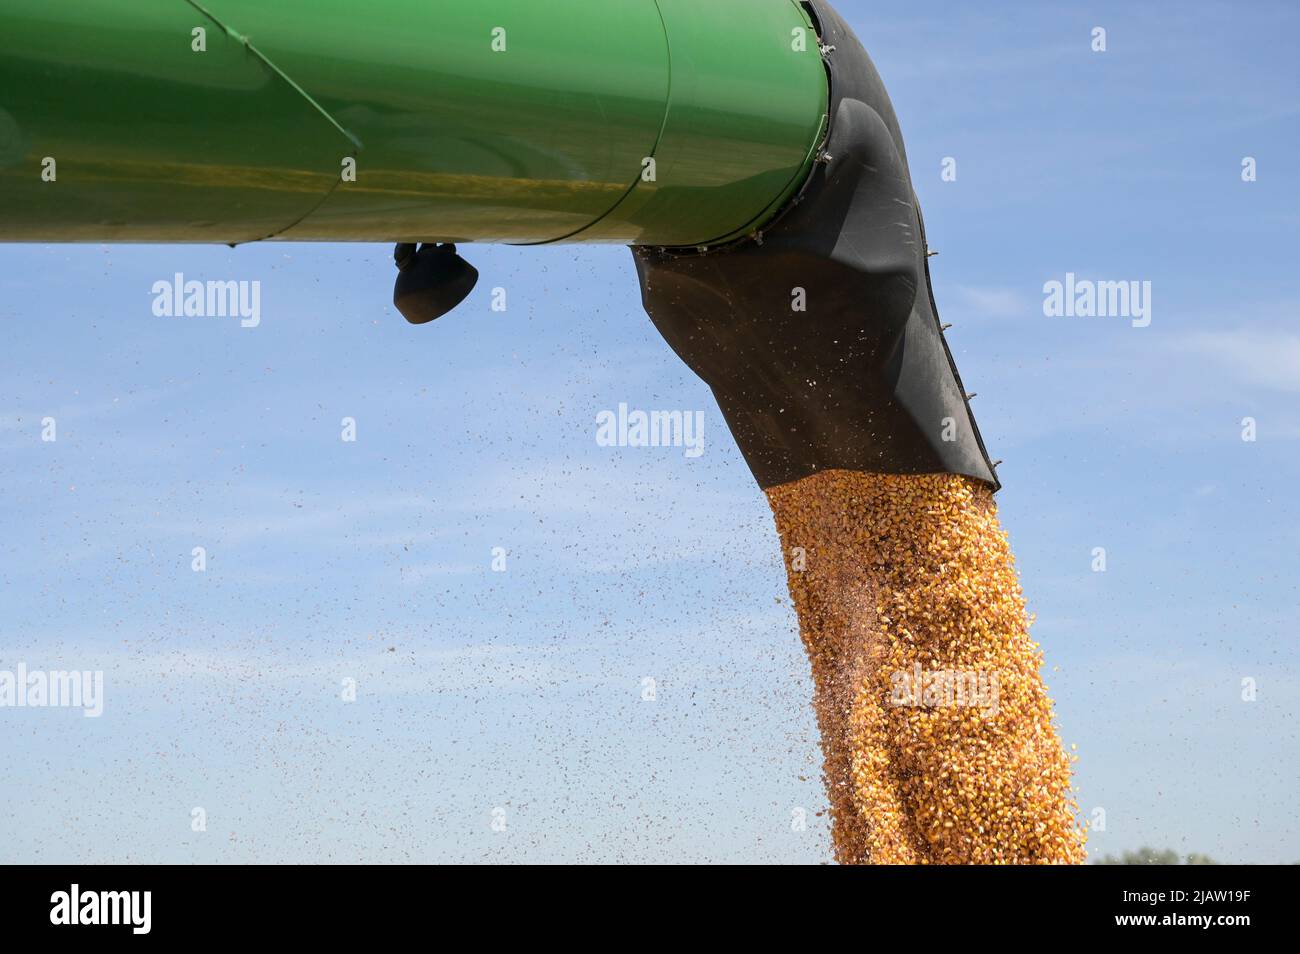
1181,330,1300,392
948,285,1034,322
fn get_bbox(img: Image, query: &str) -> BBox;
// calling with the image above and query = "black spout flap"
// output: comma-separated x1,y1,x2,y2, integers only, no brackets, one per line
632,0,998,491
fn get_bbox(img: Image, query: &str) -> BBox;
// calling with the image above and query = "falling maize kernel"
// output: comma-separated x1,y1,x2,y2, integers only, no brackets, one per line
766,470,1087,865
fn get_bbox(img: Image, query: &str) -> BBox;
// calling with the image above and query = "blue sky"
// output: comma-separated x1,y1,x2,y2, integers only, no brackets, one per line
2,0,1297,863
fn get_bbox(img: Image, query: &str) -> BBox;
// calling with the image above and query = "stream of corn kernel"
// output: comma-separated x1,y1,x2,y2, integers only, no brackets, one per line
766,471,1087,864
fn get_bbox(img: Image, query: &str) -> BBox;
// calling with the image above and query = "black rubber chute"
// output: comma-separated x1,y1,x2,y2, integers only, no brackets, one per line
632,0,999,491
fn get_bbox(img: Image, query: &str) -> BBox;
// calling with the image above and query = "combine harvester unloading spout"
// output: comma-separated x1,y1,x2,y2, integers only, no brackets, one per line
0,0,1086,863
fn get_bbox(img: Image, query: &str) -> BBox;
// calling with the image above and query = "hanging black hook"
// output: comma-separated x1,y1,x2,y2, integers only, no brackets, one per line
392,242,478,324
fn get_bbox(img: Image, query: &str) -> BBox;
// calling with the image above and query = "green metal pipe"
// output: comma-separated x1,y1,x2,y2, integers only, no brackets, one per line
0,0,828,246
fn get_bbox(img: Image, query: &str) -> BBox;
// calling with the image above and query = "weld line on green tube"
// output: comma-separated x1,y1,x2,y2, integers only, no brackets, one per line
183,0,363,153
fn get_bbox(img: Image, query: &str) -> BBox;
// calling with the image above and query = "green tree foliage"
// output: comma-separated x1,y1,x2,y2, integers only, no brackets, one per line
1095,847,1218,865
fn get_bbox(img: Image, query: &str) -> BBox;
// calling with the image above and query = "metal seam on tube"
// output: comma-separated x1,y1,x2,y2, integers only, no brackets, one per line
525,0,677,246
182,0,360,242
